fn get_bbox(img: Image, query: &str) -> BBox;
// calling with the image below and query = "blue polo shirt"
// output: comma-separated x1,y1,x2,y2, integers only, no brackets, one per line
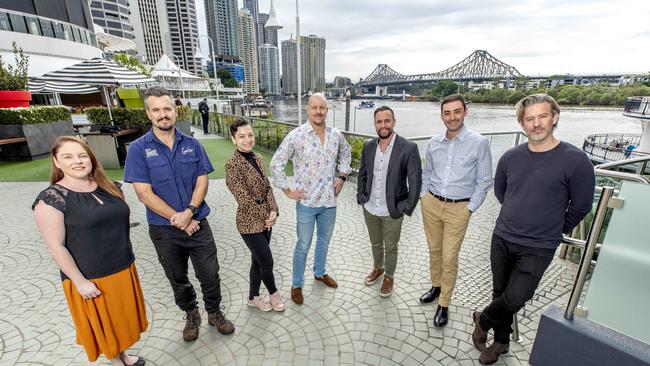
124,128,214,225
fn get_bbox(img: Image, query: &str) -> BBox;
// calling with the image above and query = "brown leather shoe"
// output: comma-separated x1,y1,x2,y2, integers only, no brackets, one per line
379,276,393,297
365,268,385,285
479,341,509,365
291,287,303,305
207,311,235,335
472,311,488,351
183,308,201,341
314,274,338,288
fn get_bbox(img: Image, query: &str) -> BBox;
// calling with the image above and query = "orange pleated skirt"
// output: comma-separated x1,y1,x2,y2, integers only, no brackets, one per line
63,263,148,362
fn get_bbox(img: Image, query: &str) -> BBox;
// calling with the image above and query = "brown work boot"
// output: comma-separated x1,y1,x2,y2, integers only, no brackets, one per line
479,341,509,365
365,268,385,285
291,287,303,305
472,311,488,351
379,276,394,298
183,308,201,341
314,274,338,288
208,311,235,335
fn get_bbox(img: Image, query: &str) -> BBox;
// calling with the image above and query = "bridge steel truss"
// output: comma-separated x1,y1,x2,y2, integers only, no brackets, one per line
359,50,523,87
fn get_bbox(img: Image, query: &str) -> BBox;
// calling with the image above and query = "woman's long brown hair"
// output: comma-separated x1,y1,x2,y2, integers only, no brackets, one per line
50,136,125,200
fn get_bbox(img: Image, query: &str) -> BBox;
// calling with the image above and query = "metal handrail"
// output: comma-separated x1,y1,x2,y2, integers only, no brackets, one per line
565,186,614,319
595,155,650,176
594,169,650,184
408,130,525,142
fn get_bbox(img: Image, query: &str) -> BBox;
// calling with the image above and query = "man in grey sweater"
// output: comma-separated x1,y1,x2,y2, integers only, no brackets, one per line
472,94,595,364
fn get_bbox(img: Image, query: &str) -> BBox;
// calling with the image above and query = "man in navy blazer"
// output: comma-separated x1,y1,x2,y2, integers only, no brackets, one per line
357,106,422,297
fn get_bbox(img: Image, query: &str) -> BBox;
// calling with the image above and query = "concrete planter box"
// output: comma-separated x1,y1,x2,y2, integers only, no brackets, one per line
0,120,74,160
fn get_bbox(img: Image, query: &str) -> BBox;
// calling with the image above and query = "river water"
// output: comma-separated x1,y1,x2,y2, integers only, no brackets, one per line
271,99,642,148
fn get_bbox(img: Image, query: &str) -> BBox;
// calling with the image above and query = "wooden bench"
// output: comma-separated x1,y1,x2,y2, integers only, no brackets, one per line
0,137,27,146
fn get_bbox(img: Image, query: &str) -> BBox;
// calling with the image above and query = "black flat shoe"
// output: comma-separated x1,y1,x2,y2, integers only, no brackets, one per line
419,286,441,303
433,305,448,327
125,356,146,366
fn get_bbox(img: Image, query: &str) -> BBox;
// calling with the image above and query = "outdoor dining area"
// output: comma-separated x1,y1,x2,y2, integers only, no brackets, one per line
0,54,197,169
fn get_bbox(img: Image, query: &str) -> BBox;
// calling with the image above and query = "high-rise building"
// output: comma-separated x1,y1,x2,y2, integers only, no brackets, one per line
238,9,258,93
259,44,280,95
281,37,298,95
166,0,201,74
282,35,326,95
302,34,326,93
243,0,266,50
264,0,282,47
129,0,171,64
333,76,352,88
205,0,240,59
90,0,134,40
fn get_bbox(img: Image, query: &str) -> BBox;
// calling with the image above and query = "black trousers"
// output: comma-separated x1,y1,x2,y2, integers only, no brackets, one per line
241,229,277,299
201,113,209,133
149,219,222,313
479,233,555,343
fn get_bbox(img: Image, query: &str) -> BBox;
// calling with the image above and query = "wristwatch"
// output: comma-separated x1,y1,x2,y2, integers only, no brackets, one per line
338,175,347,182
187,205,199,216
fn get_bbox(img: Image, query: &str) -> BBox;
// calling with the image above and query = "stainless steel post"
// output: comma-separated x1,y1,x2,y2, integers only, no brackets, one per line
564,186,614,319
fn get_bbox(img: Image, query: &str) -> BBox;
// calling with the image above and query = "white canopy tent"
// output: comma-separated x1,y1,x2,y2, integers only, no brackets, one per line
151,55,211,96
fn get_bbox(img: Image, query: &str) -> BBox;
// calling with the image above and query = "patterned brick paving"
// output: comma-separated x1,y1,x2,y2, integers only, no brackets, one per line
0,180,577,365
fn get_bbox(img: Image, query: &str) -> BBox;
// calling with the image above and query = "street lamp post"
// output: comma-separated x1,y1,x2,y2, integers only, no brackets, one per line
167,54,185,98
295,0,302,124
193,35,221,113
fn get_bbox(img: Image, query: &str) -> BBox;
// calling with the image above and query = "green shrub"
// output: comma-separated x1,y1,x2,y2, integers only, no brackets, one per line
0,106,71,125
86,107,150,127
0,42,29,91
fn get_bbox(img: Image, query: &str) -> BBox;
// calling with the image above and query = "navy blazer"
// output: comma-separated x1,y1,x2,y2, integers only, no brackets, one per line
356,134,422,219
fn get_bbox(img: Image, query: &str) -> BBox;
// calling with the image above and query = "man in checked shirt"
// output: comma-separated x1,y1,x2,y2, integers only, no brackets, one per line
419,94,493,327
270,93,352,305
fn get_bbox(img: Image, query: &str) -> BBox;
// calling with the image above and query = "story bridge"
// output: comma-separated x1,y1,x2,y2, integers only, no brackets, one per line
359,50,522,90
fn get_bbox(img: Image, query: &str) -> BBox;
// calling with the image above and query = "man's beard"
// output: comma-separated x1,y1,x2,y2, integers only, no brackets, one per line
377,129,392,139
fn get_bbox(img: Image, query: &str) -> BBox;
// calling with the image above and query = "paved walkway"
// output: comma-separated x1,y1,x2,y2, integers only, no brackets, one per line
0,180,578,365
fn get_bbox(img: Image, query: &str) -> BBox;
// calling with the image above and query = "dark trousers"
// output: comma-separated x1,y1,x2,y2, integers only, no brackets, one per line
149,219,222,314
241,229,277,299
201,113,209,133
479,233,555,343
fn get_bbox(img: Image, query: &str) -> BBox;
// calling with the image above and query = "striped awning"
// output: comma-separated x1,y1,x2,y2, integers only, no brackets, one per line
36,58,156,86
28,80,99,94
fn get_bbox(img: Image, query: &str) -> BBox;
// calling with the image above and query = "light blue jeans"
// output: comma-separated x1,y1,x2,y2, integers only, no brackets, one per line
292,203,337,288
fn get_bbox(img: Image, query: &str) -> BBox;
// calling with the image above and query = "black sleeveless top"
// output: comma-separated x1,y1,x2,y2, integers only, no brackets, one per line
32,183,135,281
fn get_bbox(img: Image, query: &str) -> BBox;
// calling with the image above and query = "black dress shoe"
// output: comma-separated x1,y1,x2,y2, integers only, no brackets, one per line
433,305,448,327
419,286,441,303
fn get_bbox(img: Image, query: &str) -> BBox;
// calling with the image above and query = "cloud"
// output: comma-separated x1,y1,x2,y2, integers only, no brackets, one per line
194,0,650,81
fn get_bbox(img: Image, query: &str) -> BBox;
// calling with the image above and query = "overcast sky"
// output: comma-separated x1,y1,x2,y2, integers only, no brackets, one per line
196,0,650,82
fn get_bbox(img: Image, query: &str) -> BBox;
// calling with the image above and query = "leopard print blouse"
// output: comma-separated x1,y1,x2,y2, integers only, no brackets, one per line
225,151,279,234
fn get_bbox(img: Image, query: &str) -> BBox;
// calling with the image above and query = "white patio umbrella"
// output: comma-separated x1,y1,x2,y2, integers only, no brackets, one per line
35,58,156,123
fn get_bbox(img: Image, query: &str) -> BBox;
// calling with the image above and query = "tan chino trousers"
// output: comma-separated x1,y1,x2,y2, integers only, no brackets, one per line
420,193,472,307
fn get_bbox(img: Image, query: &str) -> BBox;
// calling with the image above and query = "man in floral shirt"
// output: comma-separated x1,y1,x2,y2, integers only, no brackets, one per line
271,93,352,305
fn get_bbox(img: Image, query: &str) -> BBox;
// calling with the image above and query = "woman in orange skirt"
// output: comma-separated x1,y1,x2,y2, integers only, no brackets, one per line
33,136,148,366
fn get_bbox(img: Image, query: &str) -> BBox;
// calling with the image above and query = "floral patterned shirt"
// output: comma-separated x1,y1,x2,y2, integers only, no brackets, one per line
270,122,352,207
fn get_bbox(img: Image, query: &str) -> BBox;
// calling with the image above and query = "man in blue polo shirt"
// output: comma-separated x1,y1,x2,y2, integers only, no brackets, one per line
124,87,234,342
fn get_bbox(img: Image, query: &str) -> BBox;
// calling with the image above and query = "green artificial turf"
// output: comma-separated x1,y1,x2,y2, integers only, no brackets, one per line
0,138,291,182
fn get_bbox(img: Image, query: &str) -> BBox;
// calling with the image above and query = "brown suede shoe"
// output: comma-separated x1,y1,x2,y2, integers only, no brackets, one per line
479,341,509,365
314,274,338,288
472,311,488,351
365,268,385,285
183,308,201,341
207,312,235,335
379,276,393,297
291,287,303,305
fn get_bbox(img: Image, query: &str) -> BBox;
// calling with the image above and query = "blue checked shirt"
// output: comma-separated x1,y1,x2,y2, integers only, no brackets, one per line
420,125,493,212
